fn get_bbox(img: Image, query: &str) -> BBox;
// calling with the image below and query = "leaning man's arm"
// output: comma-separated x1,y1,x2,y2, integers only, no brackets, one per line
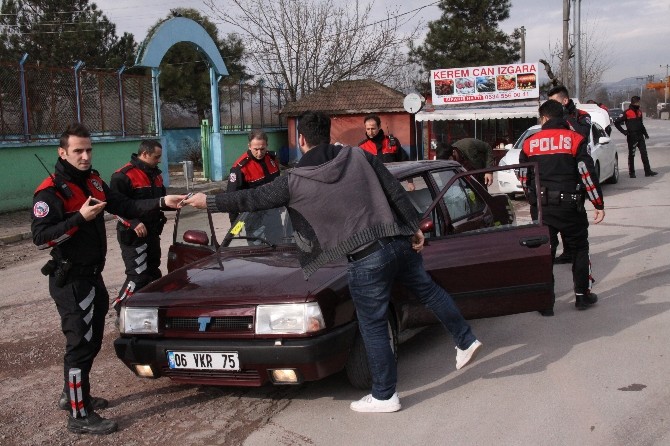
206,176,291,213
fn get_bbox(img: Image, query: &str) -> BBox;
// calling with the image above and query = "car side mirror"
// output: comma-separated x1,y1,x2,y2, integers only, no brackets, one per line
183,229,209,246
598,136,611,145
419,216,435,233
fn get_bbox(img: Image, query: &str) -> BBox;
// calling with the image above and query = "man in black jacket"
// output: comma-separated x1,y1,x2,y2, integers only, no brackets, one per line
186,111,482,413
110,140,167,313
614,95,657,178
32,123,184,435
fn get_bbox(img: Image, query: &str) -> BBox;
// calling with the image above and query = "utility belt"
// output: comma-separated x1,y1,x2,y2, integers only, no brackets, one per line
531,187,585,210
41,257,104,287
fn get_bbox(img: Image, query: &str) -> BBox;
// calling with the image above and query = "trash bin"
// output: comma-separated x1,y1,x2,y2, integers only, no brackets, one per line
182,161,194,191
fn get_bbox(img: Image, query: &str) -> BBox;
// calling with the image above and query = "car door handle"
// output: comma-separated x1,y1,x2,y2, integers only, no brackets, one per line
519,235,549,248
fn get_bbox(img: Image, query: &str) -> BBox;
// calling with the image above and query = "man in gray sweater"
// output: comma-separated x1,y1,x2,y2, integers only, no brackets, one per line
186,111,482,413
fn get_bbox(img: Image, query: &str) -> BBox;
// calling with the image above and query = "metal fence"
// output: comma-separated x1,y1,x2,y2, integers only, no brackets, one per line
219,82,288,131
0,60,289,142
0,61,155,141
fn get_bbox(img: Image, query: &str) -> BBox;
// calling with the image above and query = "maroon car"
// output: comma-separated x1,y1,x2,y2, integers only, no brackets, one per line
114,160,552,389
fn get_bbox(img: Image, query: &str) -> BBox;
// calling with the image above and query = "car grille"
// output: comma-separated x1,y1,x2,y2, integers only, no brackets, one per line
161,367,262,384
164,316,254,332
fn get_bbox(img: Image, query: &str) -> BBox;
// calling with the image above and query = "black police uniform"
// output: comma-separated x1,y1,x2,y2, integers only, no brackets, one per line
359,129,408,163
519,118,604,310
614,104,656,177
32,158,164,421
227,150,280,222
564,99,592,140
110,154,167,312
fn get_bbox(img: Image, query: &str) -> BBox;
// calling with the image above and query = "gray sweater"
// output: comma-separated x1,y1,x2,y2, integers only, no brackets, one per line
208,145,419,278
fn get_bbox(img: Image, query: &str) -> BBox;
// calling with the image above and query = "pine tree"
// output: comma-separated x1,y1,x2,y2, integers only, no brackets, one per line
409,0,520,88
0,0,136,68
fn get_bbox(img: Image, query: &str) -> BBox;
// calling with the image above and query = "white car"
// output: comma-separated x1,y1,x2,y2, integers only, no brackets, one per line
497,121,619,197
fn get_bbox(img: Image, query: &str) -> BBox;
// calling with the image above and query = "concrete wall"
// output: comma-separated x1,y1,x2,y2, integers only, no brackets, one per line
0,138,145,213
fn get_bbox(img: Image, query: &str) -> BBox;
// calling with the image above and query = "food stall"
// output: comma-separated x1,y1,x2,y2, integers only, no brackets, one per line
416,62,541,161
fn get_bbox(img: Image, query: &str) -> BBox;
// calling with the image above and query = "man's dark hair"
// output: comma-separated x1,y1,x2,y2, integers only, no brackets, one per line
59,122,91,150
631,95,641,102
138,139,162,155
435,143,453,160
363,114,381,126
248,129,268,143
547,85,569,100
539,99,565,120
298,111,331,146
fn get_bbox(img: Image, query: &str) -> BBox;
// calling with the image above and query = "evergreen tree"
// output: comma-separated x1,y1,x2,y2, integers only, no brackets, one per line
409,0,520,90
148,8,249,120
0,0,136,68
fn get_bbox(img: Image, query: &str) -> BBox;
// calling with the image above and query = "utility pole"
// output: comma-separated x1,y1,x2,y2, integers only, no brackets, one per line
520,26,526,63
573,0,582,100
635,76,646,98
662,64,669,104
562,0,570,87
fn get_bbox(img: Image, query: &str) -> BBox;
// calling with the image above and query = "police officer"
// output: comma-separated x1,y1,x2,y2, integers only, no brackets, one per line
110,140,167,313
547,85,592,263
548,85,591,139
32,123,184,435
519,100,605,315
614,95,657,178
227,130,280,222
450,138,495,187
359,114,408,163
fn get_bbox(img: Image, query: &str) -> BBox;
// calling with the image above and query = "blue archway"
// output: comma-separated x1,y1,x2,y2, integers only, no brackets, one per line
135,17,229,181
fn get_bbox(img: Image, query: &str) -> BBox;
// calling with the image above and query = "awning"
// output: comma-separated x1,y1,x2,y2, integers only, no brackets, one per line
415,105,538,122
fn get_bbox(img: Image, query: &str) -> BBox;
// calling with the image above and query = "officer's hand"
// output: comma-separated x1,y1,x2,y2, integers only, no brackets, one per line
484,172,494,186
163,195,188,209
79,196,106,221
623,131,628,137
411,229,425,253
406,180,415,192
134,222,147,237
645,135,650,140
593,209,605,224
184,192,208,209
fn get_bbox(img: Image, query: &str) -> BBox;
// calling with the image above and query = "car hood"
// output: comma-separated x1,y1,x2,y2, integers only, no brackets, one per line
127,247,347,307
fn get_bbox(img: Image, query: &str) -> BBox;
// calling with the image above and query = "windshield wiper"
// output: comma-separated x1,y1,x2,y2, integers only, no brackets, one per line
221,235,276,249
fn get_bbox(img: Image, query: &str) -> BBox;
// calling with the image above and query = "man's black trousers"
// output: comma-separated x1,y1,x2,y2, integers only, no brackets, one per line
50,274,108,409
116,229,162,309
627,133,652,175
531,203,591,294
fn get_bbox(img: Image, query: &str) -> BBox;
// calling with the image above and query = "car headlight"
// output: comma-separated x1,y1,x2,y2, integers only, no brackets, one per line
255,302,325,334
120,307,159,334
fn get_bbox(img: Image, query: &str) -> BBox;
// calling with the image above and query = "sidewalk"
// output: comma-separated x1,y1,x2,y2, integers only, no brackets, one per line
0,171,226,245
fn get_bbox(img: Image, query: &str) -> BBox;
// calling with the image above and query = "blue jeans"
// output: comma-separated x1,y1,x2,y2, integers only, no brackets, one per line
346,237,476,399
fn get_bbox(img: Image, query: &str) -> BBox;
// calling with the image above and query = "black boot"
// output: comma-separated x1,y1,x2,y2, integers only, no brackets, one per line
575,292,598,310
67,411,117,435
59,392,109,411
645,171,658,177
629,172,636,178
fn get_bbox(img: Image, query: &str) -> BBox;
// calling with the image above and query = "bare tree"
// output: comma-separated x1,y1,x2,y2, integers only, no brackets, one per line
204,0,417,101
540,15,613,100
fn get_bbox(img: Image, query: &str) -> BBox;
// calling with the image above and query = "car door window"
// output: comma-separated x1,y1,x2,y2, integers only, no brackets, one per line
431,170,486,223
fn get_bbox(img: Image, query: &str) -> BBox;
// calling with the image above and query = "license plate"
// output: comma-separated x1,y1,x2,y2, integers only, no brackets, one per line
167,351,240,371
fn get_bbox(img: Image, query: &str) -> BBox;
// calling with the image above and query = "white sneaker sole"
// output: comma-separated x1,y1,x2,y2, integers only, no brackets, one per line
350,402,401,413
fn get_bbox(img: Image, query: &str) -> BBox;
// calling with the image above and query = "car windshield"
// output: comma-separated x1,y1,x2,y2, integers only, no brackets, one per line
512,126,540,150
223,207,295,248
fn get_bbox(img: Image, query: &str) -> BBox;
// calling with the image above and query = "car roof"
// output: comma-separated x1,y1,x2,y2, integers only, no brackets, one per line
385,159,461,177
576,103,610,129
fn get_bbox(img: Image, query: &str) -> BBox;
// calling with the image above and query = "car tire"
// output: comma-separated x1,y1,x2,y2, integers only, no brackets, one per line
605,153,619,184
345,312,398,390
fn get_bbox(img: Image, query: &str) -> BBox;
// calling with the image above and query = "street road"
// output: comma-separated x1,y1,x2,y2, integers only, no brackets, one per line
0,120,668,445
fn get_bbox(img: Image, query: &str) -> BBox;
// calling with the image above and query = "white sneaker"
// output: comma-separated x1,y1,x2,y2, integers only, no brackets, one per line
455,340,482,370
350,393,401,413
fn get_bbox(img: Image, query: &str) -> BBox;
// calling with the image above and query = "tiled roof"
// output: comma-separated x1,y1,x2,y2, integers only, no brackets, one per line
281,79,406,116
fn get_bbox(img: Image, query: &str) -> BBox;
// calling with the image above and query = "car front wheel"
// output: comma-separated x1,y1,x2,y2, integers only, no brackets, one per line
345,313,398,390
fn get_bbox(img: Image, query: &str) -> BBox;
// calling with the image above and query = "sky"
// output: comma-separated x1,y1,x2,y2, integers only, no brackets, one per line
95,0,670,85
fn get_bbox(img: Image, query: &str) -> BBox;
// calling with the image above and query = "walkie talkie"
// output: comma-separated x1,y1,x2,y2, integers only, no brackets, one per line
34,154,73,199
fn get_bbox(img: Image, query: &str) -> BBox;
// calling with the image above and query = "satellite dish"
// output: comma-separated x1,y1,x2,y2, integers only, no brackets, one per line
403,93,425,114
